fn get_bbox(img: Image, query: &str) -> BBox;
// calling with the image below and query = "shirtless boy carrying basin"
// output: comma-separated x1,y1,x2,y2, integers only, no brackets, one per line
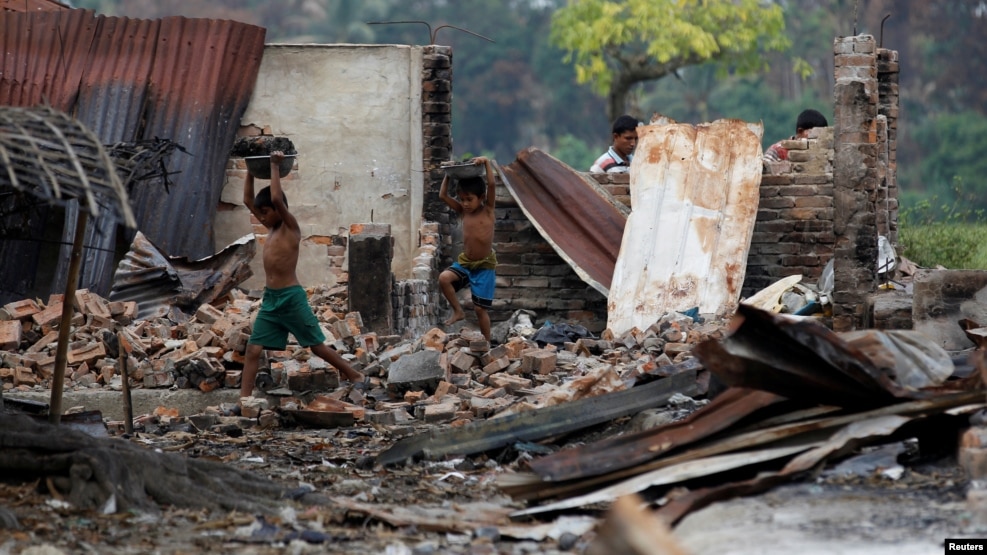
438,156,497,341
240,151,363,399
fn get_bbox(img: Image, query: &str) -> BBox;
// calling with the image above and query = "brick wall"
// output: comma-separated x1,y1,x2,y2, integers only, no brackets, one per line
832,35,881,331
741,38,898,315
742,128,835,298
877,48,900,249
490,189,610,332
391,46,450,337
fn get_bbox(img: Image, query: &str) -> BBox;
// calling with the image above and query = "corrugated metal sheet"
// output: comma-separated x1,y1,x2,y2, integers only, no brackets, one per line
607,118,763,335
498,148,629,296
110,231,255,320
0,8,265,300
0,0,68,12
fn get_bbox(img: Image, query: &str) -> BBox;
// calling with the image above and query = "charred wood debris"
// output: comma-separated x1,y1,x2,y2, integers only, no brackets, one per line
1,283,986,529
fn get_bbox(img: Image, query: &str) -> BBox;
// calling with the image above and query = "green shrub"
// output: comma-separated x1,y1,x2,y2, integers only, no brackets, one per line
899,183,987,269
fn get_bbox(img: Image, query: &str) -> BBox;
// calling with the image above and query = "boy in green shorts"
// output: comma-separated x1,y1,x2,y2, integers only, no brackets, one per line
240,151,364,400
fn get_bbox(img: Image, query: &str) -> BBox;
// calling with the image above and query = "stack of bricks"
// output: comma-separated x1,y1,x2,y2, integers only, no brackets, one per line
393,221,442,339
742,127,836,299
591,172,631,208
324,232,349,286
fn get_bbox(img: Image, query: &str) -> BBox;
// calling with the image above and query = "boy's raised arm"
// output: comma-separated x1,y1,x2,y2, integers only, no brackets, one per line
269,151,300,232
438,174,462,213
242,172,258,217
471,156,496,209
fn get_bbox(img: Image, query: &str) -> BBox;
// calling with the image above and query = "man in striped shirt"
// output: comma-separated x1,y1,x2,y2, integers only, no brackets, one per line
590,114,640,173
764,109,829,163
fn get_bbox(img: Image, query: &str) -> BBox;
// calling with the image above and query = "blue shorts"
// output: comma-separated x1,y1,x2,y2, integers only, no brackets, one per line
447,262,495,310
249,285,326,350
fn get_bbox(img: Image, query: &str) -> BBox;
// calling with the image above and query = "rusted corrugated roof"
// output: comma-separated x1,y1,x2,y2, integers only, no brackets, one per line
498,149,629,296
0,0,69,12
0,8,265,298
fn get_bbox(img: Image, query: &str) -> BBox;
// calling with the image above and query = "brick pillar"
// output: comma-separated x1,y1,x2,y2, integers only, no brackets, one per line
832,35,880,331
348,223,393,335
421,46,453,233
877,48,900,249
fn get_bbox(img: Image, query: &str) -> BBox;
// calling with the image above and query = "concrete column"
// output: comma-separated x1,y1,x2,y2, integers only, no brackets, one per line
832,35,880,332
348,223,393,335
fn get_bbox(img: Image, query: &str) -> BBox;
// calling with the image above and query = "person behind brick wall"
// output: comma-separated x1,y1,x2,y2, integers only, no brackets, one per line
240,151,364,401
438,156,498,341
589,114,640,173
764,109,829,163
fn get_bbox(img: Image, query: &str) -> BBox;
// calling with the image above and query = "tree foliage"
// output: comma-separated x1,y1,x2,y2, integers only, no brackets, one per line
67,0,987,210
549,0,790,120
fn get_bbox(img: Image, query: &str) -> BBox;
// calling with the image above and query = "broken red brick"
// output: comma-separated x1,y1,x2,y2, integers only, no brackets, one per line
1,299,41,321
482,357,511,375
449,350,477,373
194,303,224,325
0,320,23,350
521,350,557,375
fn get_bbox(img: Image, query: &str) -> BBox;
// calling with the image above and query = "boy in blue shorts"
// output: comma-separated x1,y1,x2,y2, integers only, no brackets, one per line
240,151,363,400
438,156,497,341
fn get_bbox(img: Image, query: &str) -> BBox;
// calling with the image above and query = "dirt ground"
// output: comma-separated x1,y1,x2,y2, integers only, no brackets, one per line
2,408,984,555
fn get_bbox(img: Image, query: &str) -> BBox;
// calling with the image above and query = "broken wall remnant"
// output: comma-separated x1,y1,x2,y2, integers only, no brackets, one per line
607,117,764,334
743,35,899,330
348,223,394,335
218,44,437,303
912,270,987,351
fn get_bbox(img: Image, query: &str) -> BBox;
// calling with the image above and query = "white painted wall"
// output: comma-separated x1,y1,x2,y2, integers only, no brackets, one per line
216,44,424,291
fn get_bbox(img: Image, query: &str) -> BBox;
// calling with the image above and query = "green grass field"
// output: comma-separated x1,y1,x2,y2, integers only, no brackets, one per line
899,222,987,270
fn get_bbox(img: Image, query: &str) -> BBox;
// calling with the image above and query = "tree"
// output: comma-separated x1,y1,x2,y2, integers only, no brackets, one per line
550,0,790,121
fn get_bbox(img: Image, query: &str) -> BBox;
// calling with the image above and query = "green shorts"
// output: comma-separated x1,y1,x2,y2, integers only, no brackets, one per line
248,285,326,350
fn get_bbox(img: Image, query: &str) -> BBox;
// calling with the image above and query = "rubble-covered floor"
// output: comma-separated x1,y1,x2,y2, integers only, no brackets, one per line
3,285,987,554
1,420,983,554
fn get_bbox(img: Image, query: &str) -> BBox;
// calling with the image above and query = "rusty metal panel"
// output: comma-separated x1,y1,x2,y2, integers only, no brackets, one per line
498,148,629,295
693,304,919,407
0,8,265,299
110,231,255,320
0,9,96,109
0,0,68,12
524,387,786,482
607,118,764,335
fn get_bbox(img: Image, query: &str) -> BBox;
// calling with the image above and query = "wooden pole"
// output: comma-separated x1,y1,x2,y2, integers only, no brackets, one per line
118,330,134,434
49,211,88,425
